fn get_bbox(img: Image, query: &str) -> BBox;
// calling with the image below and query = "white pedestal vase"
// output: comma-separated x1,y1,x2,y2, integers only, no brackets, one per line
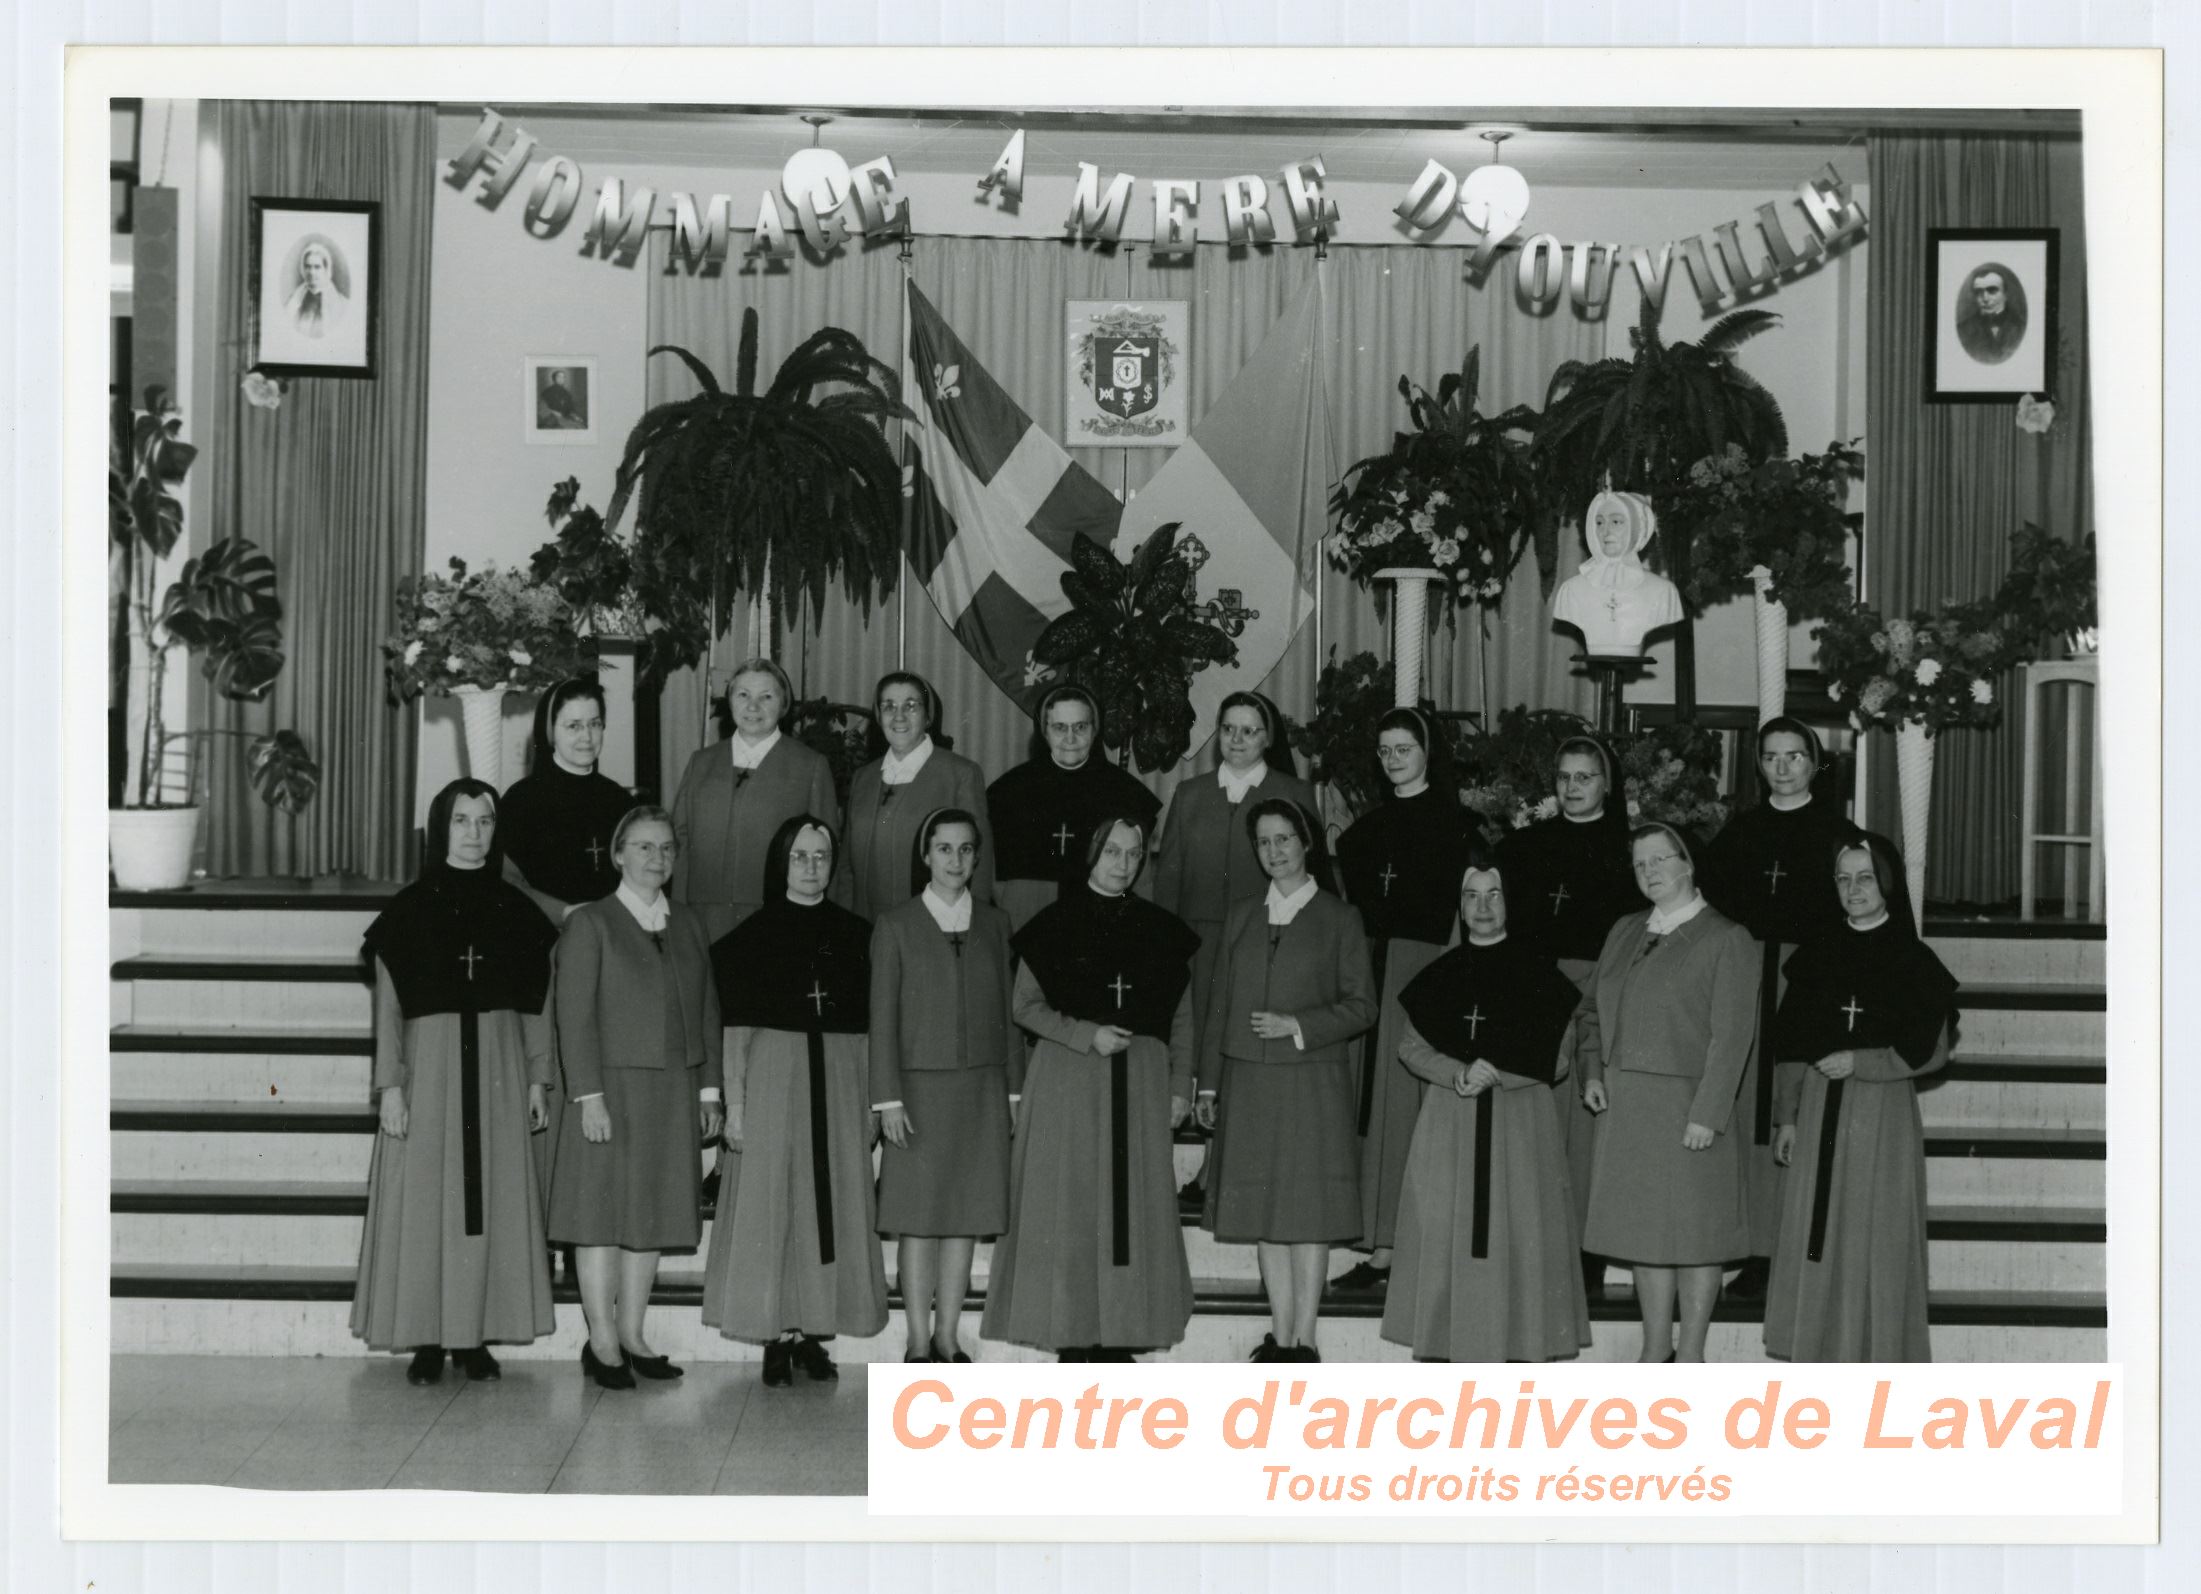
1376,567,1444,708
455,684,510,788
110,805,201,890
1751,565,1788,726
1895,718,1935,914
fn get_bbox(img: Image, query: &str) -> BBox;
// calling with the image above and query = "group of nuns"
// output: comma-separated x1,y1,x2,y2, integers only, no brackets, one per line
353,656,1959,1380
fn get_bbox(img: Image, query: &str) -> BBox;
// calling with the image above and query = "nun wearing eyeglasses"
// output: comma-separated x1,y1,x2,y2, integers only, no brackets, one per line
1576,822,1757,1362
1701,716,1856,1302
841,671,995,921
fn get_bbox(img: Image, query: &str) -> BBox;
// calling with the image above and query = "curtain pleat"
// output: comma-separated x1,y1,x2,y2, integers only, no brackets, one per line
202,102,433,880
1865,133,2091,906
645,236,1601,806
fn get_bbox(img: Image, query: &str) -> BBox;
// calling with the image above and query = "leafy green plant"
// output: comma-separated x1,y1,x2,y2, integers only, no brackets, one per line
1535,299,1790,718
1668,440,1864,622
784,697,876,811
383,558,597,702
1030,526,1240,773
1329,346,1550,603
1991,524,2098,654
108,388,319,814
1817,598,2014,735
531,477,638,632
604,311,910,685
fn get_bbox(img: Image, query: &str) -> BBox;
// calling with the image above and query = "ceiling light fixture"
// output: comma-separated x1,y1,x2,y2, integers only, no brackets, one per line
781,114,853,215
1460,128,1532,240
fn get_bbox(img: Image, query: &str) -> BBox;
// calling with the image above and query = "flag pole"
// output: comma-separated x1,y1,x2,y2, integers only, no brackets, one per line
1312,232,1328,697
898,234,915,670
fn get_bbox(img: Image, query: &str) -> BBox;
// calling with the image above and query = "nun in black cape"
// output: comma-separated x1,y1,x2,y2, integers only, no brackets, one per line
1379,851,1592,1363
1762,830,1957,1364
1700,715,1858,1292
351,779,560,1370
981,814,1200,1358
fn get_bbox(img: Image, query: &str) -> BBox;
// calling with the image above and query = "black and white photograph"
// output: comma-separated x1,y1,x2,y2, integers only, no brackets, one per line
249,196,378,376
1927,227,2059,400
64,44,2162,1553
524,356,595,442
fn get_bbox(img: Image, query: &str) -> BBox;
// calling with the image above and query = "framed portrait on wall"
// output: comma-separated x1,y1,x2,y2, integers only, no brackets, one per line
249,197,378,378
522,356,598,444
1925,227,2058,402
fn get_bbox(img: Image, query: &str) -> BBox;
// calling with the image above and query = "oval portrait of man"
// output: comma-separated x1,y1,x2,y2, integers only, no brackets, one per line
1953,261,2029,366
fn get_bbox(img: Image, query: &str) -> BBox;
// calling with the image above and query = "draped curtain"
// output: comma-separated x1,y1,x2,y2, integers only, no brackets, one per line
1865,133,2092,906
646,235,1600,808
201,102,435,880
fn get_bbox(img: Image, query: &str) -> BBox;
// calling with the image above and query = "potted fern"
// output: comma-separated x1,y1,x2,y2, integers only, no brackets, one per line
603,310,908,692
109,389,321,890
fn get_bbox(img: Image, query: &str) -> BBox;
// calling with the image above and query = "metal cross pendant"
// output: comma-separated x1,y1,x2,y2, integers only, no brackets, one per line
1841,996,1863,1032
1462,1005,1484,1039
1549,882,1570,915
1052,822,1075,856
1764,860,1786,895
808,981,830,1017
1109,974,1132,1010
585,837,606,869
1378,861,1398,897
459,945,482,980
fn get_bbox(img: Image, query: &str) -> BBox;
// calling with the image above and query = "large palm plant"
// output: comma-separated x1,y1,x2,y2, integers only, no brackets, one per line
604,308,909,685
1535,298,1788,717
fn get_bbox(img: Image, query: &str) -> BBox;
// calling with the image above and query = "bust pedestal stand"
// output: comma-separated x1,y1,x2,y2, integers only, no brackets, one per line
1577,653,1651,736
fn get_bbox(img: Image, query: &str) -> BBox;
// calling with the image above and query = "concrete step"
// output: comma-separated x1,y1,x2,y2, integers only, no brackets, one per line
106,1266,2109,1363
113,977,374,1031
1917,1057,2107,1131
112,1052,374,1105
113,900,387,960
1923,926,2105,986
111,1103,377,1183
1952,987,2107,1057
1922,1127,2106,1205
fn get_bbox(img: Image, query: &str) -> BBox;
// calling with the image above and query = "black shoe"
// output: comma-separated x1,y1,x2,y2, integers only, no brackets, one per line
406,1346,445,1385
1333,1259,1391,1294
1250,1333,1284,1363
624,1350,683,1381
581,1341,636,1391
452,1346,501,1381
761,1340,795,1387
1177,1175,1206,1216
700,1166,722,1213
945,1350,973,1363
1726,1257,1770,1302
1291,1345,1322,1363
792,1334,839,1382
1057,1347,1087,1363
1581,1256,1606,1297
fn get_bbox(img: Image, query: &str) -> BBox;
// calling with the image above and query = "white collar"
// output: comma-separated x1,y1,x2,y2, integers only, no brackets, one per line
1467,931,1508,946
882,734,936,785
1218,760,1269,802
1847,910,1891,932
552,753,595,777
729,729,781,770
1392,777,1430,799
1265,875,1319,925
1768,791,1812,812
615,881,669,932
921,882,972,932
1645,892,1709,936
1563,807,1605,824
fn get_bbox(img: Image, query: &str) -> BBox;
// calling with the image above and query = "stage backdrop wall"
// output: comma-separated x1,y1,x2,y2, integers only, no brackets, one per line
419,133,1870,821
1865,132,2091,906
198,101,436,881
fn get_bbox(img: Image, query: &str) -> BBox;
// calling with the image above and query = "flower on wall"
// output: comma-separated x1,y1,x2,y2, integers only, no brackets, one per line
2016,393,2057,435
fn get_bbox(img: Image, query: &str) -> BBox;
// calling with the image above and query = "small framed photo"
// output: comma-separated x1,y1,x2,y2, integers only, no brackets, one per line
249,197,378,378
523,357,598,444
1925,227,2058,402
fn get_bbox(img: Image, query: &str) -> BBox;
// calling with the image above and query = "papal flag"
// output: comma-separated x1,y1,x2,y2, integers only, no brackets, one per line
901,277,1328,762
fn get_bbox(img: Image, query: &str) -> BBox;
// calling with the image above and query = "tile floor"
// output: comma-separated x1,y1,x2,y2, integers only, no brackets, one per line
108,1355,870,1495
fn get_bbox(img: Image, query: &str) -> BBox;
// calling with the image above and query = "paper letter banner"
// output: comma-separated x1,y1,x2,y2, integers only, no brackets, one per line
1065,299,1189,447
902,280,1326,759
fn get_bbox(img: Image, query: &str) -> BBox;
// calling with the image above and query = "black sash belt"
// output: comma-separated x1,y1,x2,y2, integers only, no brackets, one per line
1806,1075,1846,1263
1469,1087,1494,1260
1357,934,1392,1137
1109,1052,1131,1268
806,1030,836,1265
459,1008,484,1238
1753,938,1780,1145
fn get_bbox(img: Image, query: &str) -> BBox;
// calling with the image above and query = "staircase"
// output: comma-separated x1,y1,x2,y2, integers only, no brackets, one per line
110,888,2110,1363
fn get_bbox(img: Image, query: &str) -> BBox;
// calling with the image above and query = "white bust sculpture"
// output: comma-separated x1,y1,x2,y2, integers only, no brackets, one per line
1550,489,1686,657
